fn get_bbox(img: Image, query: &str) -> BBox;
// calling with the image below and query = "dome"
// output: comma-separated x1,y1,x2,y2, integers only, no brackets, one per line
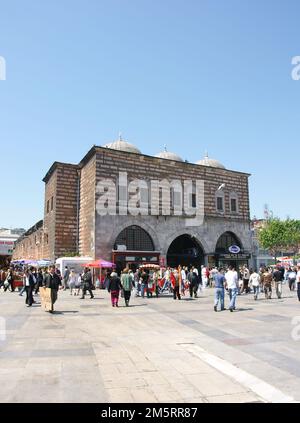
155,147,184,162
103,136,141,154
196,153,226,169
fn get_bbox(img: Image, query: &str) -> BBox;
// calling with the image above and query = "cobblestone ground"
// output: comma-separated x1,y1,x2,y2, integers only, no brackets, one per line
0,284,300,403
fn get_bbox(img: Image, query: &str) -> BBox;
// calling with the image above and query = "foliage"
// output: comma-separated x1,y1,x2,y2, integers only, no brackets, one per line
258,218,300,260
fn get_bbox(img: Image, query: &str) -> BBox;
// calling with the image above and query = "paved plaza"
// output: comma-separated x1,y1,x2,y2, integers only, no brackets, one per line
0,285,300,403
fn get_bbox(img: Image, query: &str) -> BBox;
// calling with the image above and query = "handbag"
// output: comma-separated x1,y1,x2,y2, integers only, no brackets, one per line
121,289,124,298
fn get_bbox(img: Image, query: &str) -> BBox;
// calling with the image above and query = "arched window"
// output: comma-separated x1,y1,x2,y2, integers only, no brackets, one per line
114,225,155,251
229,192,239,214
215,190,225,213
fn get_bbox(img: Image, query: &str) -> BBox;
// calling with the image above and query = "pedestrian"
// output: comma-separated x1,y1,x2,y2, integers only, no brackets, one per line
24,267,36,307
35,268,44,295
188,267,199,298
201,265,208,289
68,269,77,295
107,271,122,307
297,265,300,302
225,266,239,312
249,269,261,300
4,269,14,292
43,265,61,313
273,265,283,299
80,267,94,299
214,268,226,312
287,267,297,291
62,266,70,291
140,270,149,298
180,266,186,296
261,267,273,299
173,269,181,300
121,268,134,306
241,266,250,294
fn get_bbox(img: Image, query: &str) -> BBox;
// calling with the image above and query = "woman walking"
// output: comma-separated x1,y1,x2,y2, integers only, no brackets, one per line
107,271,122,307
68,269,77,295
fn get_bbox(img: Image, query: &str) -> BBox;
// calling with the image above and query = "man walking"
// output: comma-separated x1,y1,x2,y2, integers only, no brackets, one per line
214,268,225,312
249,269,261,300
24,267,36,307
261,267,273,299
62,266,70,291
80,267,94,299
225,266,239,312
273,265,283,299
44,265,61,313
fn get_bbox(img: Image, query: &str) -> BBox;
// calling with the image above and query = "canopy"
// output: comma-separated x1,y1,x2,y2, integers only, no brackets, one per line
139,264,160,270
82,259,116,268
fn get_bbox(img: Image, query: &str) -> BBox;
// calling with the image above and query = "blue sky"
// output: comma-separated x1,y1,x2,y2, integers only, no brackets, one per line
0,0,299,228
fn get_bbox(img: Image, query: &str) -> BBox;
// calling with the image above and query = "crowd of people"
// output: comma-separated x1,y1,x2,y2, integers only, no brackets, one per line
0,262,300,312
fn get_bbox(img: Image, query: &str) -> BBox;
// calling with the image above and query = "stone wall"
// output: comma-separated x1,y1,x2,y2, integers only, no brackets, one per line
12,221,44,260
79,155,96,257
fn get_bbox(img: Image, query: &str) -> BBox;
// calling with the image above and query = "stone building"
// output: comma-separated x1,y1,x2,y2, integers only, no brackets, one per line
13,138,252,272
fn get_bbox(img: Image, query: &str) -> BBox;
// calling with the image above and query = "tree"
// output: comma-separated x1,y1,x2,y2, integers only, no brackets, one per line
284,219,300,260
258,218,287,263
259,218,300,264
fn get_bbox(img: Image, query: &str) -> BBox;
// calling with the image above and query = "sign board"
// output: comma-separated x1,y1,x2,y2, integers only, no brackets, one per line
0,240,14,256
40,287,53,312
228,245,241,254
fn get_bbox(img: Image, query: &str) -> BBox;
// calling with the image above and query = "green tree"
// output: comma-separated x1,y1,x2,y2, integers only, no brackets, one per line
284,219,300,262
258,218,287,263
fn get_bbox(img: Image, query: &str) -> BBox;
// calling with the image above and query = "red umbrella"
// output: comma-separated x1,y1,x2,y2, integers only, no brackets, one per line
82,259,116,268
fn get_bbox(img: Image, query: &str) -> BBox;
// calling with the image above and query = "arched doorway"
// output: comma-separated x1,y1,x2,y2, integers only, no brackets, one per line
112,225,158,274
167,234,204,269
215,231,248,268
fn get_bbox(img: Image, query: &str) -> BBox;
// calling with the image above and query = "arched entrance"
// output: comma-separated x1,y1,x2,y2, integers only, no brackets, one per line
215,231,248,268
112,225,158,274
167,234,204,269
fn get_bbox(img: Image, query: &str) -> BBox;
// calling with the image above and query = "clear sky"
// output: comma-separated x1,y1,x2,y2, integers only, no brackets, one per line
0,0,299,229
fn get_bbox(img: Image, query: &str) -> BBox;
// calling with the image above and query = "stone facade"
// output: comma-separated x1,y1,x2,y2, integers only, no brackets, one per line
13,145,252,268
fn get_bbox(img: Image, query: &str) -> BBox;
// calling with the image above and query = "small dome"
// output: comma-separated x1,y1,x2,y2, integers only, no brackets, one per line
196,153,226,169
103,136,141,154
155,147,183,162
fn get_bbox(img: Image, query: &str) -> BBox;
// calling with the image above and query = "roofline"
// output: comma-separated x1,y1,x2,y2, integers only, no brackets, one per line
43,162,79,183
79,145,251,177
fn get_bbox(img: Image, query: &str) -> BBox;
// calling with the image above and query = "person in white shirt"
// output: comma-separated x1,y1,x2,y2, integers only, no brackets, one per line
297,265,300,302
201,265,207,289
249,269,261,300
225,266,238,312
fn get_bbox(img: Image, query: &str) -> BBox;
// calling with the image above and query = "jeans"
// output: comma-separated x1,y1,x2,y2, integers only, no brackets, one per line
253,285,259,299
297,283,300,301
19,286,25,296
124,290,131,305
275,282,282,299
214,288,225,310
141,283,147,298
25,286,34,306
229,288,238,310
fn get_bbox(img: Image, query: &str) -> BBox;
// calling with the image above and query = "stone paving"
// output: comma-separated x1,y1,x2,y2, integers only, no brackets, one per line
0,285,300,403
